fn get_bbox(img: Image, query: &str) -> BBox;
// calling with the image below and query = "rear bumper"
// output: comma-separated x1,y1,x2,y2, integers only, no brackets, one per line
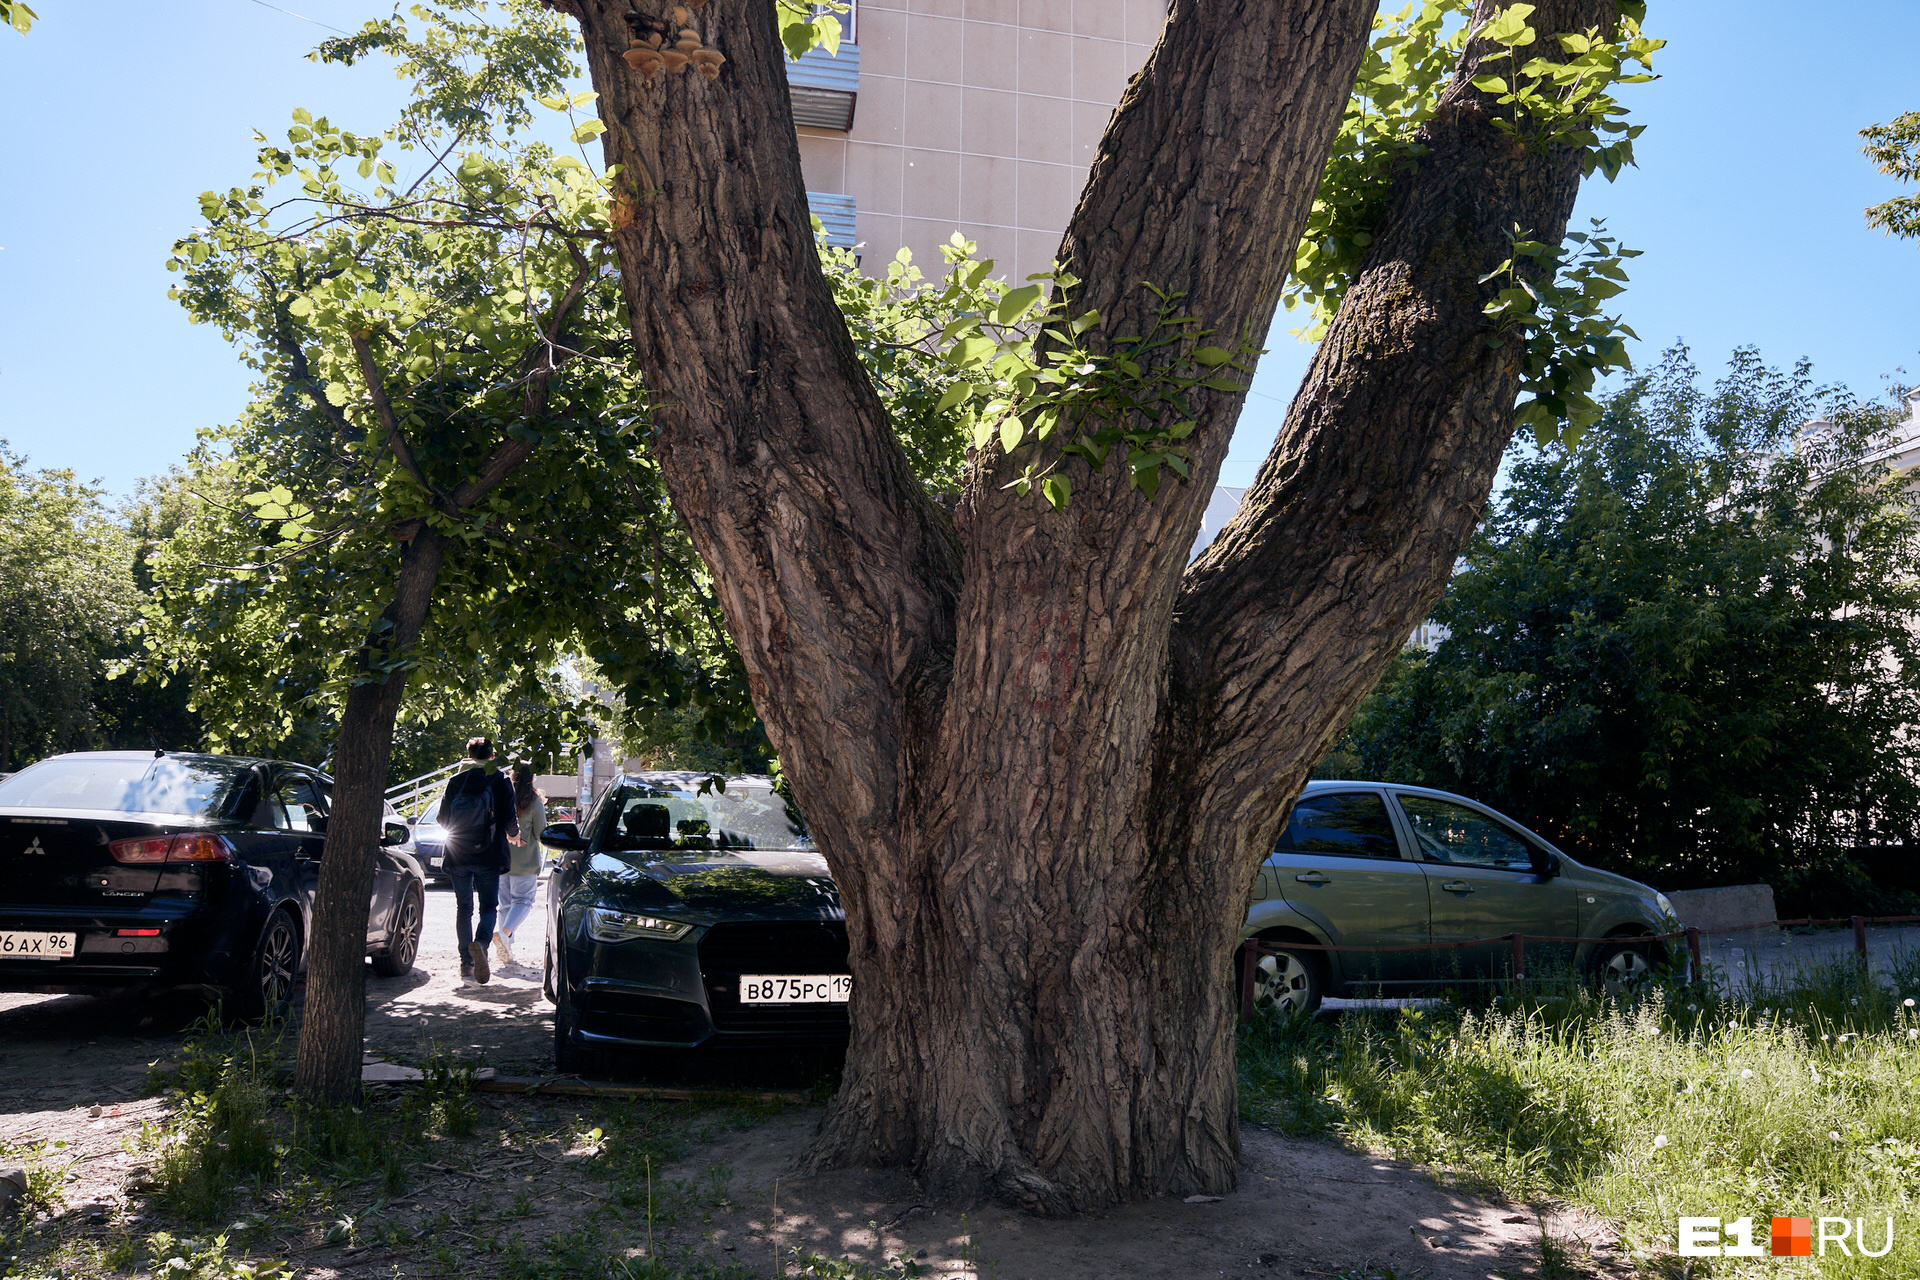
0,900,253,995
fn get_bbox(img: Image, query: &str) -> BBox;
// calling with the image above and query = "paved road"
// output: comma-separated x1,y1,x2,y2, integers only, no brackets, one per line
1693,921,1920,995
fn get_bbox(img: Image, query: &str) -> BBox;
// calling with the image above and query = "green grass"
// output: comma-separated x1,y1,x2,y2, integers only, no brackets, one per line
1240,952,1920,1277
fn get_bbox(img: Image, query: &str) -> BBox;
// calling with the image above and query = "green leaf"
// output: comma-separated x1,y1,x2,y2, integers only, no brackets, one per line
570,119,607,144
1041,475,1071,510
934,384,974,413
1191,346,1234,367
998,416,1025,454
949,335,996,367
995,284,1043,326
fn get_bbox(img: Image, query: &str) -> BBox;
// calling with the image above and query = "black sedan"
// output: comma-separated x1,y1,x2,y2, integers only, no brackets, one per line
0,750,426,1018
543,772,846,1074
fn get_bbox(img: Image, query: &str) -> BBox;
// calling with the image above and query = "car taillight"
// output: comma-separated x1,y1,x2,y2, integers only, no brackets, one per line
115,928,162,937
166,835,234,862
109,835,234,864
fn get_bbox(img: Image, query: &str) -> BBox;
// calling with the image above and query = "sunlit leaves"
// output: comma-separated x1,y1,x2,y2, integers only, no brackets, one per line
1861,110,1920,242
1480,219,1641,448
141,0,758,756
1283,1,1659,453
855,234,1256,508
776,0,846,60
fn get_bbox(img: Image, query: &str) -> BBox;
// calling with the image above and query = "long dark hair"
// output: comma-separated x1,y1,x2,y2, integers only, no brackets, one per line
511,762,543,812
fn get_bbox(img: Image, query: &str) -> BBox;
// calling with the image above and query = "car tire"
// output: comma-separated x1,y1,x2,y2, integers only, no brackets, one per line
552,959,611,1078
371,885,424,978
1593,938,1655,996
1245,940,1323,1018
232,909,301,1023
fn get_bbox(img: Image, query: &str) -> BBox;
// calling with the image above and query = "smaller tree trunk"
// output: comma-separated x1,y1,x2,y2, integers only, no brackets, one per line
293,528,445,1102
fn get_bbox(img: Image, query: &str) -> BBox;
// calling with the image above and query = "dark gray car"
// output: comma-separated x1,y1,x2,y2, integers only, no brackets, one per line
1242,781,1677,1014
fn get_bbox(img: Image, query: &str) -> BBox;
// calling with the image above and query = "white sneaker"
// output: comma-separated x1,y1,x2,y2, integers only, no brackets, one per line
457,973,481,989
493,932,514,968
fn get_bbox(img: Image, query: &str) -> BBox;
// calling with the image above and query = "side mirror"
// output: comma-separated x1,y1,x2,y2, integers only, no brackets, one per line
1542,852,1562,877
381,821,410,847
541,822,589,852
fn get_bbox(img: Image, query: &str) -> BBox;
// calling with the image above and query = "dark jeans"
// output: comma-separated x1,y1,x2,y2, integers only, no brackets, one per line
447,865,500,961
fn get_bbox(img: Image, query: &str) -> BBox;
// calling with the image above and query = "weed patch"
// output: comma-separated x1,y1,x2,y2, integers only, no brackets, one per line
1241,959,1920,1276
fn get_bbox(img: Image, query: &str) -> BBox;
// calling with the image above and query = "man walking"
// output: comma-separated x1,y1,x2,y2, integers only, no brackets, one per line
439,736,518,985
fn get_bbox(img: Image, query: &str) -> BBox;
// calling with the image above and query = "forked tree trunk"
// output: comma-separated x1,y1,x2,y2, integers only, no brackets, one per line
293,528,445,1101
558,0,1620,1209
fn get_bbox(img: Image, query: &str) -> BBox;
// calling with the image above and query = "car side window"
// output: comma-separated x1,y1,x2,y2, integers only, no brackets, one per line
275,777,325,834
1273,792,1403,860
1399,796,1539,871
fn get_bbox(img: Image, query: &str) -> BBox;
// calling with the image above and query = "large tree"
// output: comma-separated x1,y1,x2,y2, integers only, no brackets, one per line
553,0,1655,1209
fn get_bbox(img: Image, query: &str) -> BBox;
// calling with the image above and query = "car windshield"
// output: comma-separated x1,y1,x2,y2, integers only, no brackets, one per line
0,756,247,817
602,780,809,853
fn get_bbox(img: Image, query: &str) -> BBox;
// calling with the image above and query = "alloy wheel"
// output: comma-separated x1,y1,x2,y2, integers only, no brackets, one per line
391,891,421,970
1600,944,1652,995
257,915,298,1013
1253,950,1316,1016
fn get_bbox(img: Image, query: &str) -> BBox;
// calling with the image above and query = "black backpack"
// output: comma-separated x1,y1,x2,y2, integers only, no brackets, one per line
440,769,495,856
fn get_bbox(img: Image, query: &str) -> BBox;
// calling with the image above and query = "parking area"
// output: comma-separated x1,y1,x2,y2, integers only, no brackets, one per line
0,882,559,1130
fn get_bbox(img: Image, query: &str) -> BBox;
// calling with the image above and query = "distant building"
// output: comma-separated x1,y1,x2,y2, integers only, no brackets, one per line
790,1,1168,281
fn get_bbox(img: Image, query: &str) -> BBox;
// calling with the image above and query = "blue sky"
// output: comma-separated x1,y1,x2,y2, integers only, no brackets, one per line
1,1,1916,499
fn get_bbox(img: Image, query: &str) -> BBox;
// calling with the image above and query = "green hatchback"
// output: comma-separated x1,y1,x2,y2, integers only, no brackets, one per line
1241,781,1677,1014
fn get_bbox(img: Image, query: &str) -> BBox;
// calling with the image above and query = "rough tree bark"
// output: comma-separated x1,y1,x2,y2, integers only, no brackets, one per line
293,526,445,1100
559,0,1621,1210
292,336,573,1102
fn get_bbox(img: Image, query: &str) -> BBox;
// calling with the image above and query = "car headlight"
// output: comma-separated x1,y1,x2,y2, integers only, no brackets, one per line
586,908,693,943
1655,892,1676,920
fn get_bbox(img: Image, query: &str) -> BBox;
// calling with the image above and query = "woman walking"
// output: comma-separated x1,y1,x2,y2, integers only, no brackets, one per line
494,762,548,972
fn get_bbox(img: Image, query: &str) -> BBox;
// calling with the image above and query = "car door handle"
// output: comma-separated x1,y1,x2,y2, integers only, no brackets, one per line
1294,872,1331,885
1440,881,1474,894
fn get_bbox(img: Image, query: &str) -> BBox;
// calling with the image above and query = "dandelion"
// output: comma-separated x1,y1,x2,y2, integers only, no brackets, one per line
1830,1131,1842,1142
1905,998,1915,1008
1741,1068,1754,1079
1908,1029,1918,1041
1654,1134,1669,1149
1823,1033,1832,1041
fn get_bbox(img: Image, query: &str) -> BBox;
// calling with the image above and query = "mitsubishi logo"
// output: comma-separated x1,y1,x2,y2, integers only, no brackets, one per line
22,837,45,856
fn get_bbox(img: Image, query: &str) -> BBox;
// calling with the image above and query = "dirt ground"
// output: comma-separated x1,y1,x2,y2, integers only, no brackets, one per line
0,884,1627,1279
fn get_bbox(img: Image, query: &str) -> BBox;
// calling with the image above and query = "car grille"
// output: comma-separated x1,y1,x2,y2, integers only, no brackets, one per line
698,920,849,1033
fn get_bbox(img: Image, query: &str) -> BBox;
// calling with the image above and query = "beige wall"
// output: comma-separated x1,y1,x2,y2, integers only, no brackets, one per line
798,0,1164,282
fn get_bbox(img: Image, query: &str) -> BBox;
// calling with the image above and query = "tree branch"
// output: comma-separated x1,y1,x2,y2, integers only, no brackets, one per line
1171,0,1623,832
348,329,434,497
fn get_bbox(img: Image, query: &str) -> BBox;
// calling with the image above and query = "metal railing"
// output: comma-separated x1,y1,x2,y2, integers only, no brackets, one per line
1238,912,1920,1025
385,761,464,818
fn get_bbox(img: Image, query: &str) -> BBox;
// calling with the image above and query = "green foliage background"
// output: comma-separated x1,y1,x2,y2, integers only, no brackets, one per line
1321,347,1920,911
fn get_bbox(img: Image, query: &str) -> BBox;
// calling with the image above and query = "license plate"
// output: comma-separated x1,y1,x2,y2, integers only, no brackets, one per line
739,974,850,1004
0,931,76,960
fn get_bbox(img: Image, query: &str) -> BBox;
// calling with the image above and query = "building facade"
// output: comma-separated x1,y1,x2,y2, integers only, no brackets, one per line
791,0,1168,281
